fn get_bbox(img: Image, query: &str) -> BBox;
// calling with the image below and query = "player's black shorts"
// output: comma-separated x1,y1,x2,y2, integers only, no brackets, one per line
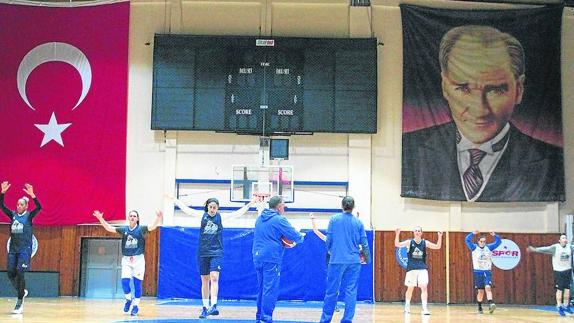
7,252,31,272
554,269,572,290
198,256,223,275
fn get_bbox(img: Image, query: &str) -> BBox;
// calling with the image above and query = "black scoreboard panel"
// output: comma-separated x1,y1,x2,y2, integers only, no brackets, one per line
152,35,377,134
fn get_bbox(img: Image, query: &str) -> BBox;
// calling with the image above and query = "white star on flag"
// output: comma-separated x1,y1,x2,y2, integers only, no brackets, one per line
34,112,72,147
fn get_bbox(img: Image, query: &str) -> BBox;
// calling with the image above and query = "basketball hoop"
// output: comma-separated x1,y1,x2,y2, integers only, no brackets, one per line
230,165,294,203
253,192,270,202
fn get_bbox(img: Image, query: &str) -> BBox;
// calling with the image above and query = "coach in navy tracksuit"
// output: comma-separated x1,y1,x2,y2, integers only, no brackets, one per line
0,181,41,314
252,195,304,323
320,196,371,323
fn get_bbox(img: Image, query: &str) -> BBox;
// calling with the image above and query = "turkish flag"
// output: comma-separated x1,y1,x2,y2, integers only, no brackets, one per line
0,2,129,224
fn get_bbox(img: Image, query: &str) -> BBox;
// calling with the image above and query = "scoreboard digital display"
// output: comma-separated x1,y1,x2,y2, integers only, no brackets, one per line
151,34,377,134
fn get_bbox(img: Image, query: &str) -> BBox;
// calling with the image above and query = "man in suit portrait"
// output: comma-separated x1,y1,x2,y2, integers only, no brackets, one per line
401,25,564,202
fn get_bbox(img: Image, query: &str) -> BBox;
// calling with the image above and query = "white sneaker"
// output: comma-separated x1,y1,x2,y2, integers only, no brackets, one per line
11,301,23,314
421,308,431,315
404,305,411,314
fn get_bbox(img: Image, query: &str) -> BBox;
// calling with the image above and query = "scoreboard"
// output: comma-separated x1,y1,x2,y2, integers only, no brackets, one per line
151,35,377,134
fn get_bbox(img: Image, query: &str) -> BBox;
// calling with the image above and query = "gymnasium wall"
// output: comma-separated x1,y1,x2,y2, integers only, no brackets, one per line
125,0,574,235
0,224,562,305
374,231,561,305
0,224,160,296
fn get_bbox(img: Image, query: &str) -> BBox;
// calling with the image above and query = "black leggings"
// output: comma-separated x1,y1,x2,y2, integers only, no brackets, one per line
7,270,26,299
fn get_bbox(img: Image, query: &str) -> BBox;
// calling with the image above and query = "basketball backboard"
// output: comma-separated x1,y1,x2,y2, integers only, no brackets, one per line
231,165,294,202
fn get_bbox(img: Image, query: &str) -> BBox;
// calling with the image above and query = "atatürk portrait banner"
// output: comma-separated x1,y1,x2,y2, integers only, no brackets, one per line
400,5,564,202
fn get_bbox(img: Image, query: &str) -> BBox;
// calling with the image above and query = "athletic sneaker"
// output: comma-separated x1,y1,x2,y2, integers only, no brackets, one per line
12,290,29,314
404,304,411,314
199,307,208,318
123,298,132,313
131,305,139,316
478,307,483,314
488,303,496,314
558,306,566,316
11,299,23,314
421,308,431,315
207,304,219,316
564,306,573,314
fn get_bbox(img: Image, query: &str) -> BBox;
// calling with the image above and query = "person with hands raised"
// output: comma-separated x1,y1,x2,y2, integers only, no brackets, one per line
465,230,501,314
93,209,163,316
395,227,442,316
1,181,41,314
168,194,258,318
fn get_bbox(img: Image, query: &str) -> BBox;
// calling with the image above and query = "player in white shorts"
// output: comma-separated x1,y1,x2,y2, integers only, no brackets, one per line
395,227,442,315
93,209,162,316
122,253,146,281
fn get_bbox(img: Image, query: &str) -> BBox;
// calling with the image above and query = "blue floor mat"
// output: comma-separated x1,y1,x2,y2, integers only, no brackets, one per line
532,305,565,313
157,299,364,308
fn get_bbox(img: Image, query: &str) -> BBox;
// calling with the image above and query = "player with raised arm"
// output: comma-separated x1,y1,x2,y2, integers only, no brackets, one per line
170,195,258,318
0,182,41,314
93,209,163,316
395,227,443,315
465,230,501,314
528,235,574,316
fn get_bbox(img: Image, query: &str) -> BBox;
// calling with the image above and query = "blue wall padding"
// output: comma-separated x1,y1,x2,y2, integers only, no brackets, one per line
158,227,373,302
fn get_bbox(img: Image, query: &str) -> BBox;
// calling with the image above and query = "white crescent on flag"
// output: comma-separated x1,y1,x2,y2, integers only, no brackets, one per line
17,42,92,111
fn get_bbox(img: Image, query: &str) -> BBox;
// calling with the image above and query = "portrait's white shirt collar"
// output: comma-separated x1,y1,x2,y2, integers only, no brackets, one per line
456,123,510,154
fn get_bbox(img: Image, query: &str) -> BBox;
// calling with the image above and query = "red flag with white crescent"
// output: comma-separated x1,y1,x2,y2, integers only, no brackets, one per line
0,1,129,224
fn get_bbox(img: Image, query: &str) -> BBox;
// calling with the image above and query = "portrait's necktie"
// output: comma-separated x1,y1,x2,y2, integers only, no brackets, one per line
463,149,487,200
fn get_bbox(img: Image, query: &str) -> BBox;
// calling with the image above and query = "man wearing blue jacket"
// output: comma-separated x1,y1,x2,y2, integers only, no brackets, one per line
465,230,501,314
252,195,304,323
320,196,371,323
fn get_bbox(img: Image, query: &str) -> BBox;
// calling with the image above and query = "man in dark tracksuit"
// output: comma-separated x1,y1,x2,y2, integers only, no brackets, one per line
252,196,304,323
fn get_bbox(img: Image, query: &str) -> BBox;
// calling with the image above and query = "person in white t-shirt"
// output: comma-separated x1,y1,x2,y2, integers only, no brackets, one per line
465,230,501,314
528,234,574,316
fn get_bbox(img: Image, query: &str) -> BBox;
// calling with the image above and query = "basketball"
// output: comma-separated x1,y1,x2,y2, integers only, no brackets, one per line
360,250,367,264
281,236,296,248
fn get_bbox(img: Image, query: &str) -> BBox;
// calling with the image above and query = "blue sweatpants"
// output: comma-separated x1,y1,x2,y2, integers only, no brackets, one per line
254,261,282,323
320,263,361,323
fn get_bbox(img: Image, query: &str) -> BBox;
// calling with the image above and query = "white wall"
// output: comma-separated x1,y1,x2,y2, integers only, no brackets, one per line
124,2,170,224
125,0,574,233
170,132,364,229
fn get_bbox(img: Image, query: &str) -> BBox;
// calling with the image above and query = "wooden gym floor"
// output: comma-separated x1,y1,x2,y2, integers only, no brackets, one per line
0,297,567,323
